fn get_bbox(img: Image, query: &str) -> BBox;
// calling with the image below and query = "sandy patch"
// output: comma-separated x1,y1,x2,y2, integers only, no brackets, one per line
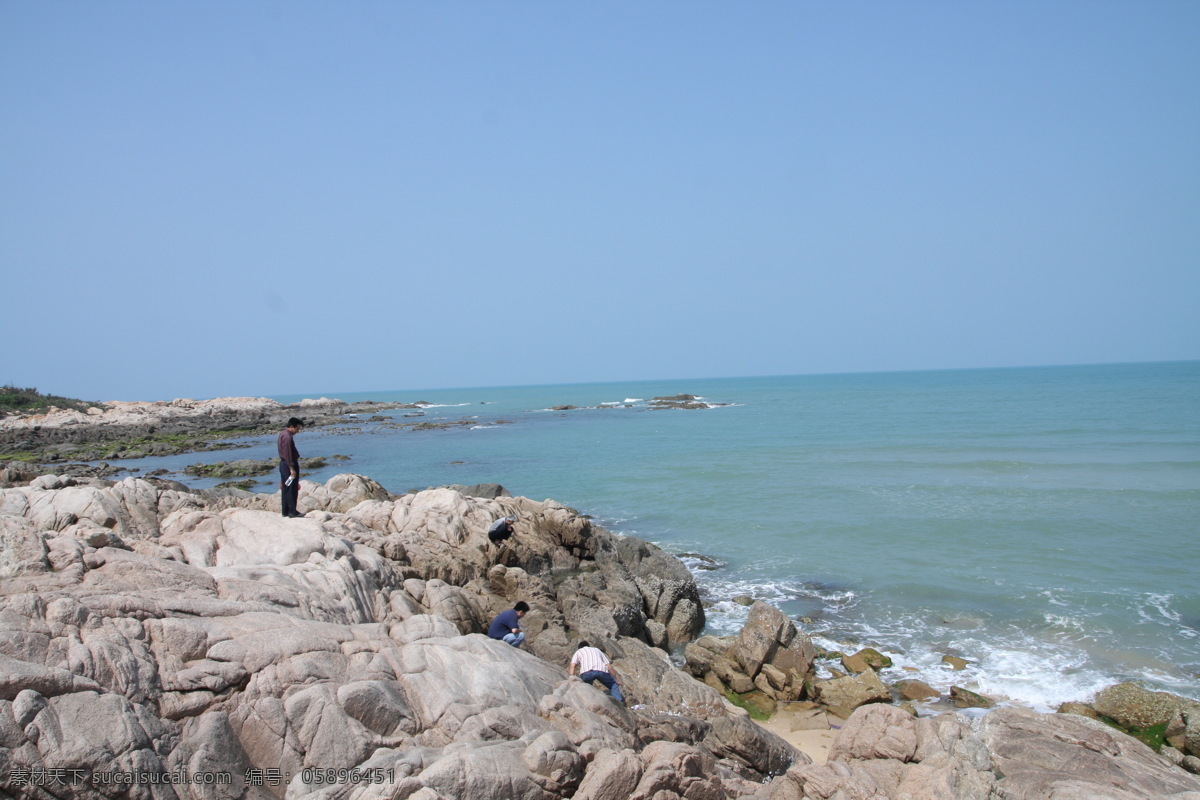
755,707,841,764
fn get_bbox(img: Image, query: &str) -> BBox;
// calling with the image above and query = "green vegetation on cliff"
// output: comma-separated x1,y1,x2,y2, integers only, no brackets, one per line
0,386,100,416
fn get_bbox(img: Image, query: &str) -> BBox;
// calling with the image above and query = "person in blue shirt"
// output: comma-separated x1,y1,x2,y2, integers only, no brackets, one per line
487,601,529,647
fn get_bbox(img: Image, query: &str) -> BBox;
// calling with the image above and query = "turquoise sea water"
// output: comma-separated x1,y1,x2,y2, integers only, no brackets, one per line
124,361,1200,711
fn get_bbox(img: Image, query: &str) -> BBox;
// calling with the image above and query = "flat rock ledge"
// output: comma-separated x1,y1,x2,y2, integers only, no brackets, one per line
0,396,406,461
0,472,1198,800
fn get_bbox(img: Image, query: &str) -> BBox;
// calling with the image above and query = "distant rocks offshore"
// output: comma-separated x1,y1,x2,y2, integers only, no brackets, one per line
552,394,729,412
648,394,720,410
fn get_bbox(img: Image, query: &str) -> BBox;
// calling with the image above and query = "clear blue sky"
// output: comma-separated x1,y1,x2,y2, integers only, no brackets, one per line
3,2,1197,401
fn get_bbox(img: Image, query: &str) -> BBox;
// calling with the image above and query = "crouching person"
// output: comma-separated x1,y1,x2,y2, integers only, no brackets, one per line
569,640,624,703
488,601,529,647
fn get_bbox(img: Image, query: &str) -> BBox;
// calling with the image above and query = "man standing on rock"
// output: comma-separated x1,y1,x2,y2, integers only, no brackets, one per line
487,601,529,647
278,417,304,518
569,641,624,704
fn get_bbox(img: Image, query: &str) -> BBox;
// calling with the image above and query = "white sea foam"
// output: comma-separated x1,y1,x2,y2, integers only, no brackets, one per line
677,553,726,572
677,558,1151,712
1143,593,1181,623
957,647,1113,713
1043,612,1087,632
624,398,643,403
1040,589,1071,607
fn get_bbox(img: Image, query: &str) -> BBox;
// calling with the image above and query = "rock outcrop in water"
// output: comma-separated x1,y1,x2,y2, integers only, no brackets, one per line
0,397,407,466
2,470,1199,799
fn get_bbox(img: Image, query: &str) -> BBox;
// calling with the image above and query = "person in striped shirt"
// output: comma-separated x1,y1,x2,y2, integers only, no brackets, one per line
568,641,624,703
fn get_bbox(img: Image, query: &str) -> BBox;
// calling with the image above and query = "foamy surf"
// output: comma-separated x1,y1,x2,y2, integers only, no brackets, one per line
669,554,1155,714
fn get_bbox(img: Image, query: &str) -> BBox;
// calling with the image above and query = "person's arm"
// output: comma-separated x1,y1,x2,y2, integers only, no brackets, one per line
279,431,299,475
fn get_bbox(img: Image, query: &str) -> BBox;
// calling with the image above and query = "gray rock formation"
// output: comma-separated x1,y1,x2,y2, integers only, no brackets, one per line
0,396,406,464
2,471,1199,799
0,472,794,799
684,602,816,703
767,704,1200,800
1094,681,1200,732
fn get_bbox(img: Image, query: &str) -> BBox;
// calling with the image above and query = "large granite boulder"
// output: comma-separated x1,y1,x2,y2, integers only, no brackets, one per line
300,472,392,514
687,602,816,703
981,706,1200,799
814,669,891,713
0,474,788,799
1093,681,1200,731
0,515,49,576
771,703,1200,800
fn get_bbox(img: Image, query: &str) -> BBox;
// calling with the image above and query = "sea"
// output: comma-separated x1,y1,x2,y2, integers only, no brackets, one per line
113,361,1200,713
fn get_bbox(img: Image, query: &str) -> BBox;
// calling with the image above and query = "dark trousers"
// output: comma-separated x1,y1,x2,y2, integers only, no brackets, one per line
279,461,299,516
581,670,624,703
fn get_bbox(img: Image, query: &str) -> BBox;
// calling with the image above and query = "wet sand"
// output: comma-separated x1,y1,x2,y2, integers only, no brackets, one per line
755,707,840,765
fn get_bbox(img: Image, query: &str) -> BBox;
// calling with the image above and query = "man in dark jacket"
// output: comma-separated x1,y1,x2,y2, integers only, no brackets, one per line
277,417,304,518
487,515,517,544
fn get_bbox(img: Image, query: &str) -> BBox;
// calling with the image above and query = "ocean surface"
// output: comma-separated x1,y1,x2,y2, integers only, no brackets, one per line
118,361,1200,712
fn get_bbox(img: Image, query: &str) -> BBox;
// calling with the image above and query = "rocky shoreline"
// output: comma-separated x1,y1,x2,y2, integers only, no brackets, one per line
0,396,419,471
1,461,1199,799
0,393,727,485
2,397,1199,798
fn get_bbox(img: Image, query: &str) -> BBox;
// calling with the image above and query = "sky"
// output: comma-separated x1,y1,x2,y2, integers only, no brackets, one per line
2,2,1198,402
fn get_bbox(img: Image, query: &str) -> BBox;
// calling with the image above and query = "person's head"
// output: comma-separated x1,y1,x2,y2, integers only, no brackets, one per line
576,641,590,651
514,601,530,617
505,515,517,525
287,417,304,432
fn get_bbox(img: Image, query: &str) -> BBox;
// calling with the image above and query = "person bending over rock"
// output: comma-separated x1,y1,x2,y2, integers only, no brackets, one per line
569,641,624,703
487,601,529,647
487,514,517,544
